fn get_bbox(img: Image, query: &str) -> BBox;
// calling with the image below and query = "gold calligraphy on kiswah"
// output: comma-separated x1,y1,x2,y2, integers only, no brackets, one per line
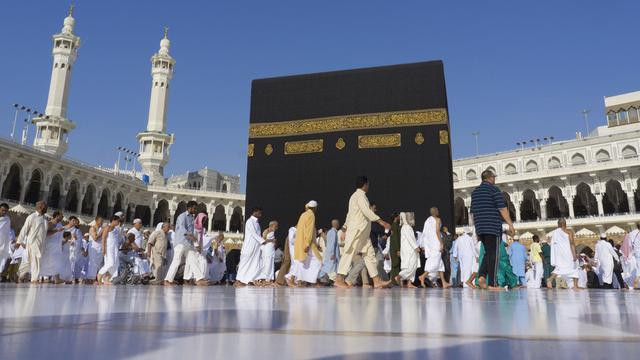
358,133,401,149
284,139,324,155
249,108,448,138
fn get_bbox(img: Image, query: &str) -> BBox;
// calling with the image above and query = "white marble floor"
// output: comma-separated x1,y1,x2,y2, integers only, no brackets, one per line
0,285,638,359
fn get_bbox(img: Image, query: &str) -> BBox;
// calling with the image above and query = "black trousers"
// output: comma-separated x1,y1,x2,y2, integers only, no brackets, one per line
477,234,500,287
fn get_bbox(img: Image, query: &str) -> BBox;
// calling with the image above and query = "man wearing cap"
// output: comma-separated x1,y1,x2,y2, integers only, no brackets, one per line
236,207,267,286
507,234,527,286
334,176,391,289
453,227,478,288
292,201,322,285
126,219,151,278
594,233,619,289
164,201,208,286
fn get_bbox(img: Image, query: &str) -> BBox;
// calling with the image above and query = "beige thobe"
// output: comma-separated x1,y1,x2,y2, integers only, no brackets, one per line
148,229,168,281
17,212,48,280
337,188,380,277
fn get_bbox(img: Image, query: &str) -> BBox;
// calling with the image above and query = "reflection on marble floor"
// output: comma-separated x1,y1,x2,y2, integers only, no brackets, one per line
0,285,638,359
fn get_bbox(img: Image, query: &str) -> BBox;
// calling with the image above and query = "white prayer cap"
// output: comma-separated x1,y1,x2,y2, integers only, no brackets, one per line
600,233,607,239
463,226,473,234
133,218,142,224
513,234,520,240
306,200,318,208
267,232,275,240
114,211,124,217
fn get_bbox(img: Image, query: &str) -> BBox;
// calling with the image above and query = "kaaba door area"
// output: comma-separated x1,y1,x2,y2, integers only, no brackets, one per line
246,61,454,235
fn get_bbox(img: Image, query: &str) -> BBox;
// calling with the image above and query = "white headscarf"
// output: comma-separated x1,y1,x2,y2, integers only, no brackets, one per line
399,212,408,226
155,222,164,231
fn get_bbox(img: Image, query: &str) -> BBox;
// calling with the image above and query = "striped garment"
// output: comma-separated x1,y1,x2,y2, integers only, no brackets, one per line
470,181,505,236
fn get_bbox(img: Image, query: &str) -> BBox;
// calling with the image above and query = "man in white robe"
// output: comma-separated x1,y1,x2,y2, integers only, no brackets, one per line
164,201,207,286
235,207,266,286
292,201,322,285
595,233,619,289
453,227,478,288
17,201,49,283
334,176,391,289
0,203,12,273
284,227,297,286
547,218,579,289
418,207,451,288
69,216,87,283
127,219,151,276
86,216,105,283
394,212,420,287
258,221,279,284
39,210,66,283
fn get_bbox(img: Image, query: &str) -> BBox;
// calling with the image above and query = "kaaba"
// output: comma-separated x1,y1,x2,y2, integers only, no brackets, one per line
246,60,454,236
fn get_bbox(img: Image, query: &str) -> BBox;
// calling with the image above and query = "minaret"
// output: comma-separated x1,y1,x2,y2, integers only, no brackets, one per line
137,27,175,185
32,5,80,156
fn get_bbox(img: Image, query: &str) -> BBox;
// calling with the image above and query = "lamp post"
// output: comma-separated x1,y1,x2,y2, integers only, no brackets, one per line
581,109,591,137
471,131,480,155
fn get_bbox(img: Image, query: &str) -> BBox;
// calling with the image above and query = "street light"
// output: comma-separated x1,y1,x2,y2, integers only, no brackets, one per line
471,131,480,155
581,109,591,137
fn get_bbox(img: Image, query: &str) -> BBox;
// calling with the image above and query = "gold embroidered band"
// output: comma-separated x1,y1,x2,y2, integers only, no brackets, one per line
284,139,324,155
358,133,401,149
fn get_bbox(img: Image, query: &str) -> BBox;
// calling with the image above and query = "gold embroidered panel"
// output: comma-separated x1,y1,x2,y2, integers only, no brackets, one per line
284,139,324,155
439,130,449,145
358,133,401,149
249,108,448,138
247,143,254,157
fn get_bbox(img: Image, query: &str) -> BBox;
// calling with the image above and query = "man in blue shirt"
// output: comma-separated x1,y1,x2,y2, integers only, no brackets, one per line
470,169,515,289
164,200,207,286
508,235,527,286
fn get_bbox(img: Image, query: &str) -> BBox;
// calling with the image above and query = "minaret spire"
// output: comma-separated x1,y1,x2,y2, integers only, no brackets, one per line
32,6,80,156
136,28,175,185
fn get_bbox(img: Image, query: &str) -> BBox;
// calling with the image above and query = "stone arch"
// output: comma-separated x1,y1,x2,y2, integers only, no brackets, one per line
153,199,170,226
502,192,516,221
453,197,468,226
65,179,80,212
595,149,611,162
571,153,586,165
546,186,569,219
573,182,598,217
212,205,226,231
173,201,187,224
603,179,629,215
113,192,124,214
221,183,228,193
452,172,458,182
621,145,637,159
24,169,44,204
96,188,111,218
548,156,561,169
525,160,538,172
81,184,96,216
485,166,496,175
48,174,63,209
466,169,477,181
1,163,22,201
504,163,517,175
520,189,540,221
134,205,151,226
230,206,244,232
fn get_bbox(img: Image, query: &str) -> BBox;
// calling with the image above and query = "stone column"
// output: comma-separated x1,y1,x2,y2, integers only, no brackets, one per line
40,185,50,205
58,189,68,211
92,190,100,218
76,190,84,215
225,206,232,232
568,197,575,218
596,194,604,216
539,199,547,220
19,172,30,203
515,201,522,222
207,205,214,232
627,192,636,213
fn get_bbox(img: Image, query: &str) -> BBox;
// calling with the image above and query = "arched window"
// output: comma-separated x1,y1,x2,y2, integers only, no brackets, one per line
621,145,638,158
525,160,538,172
504,163,517,175
61,63,65,68
466,169,477,180
548,156,561,169
618,110,629,124
595,149,610,162
452,172,459,182
628,107,639,123
571,153,586,165
485,166,496,175
607,111,617,126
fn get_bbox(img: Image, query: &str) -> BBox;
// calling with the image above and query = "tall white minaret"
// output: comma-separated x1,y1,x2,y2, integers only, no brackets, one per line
33,5,80,156
137,27,175,185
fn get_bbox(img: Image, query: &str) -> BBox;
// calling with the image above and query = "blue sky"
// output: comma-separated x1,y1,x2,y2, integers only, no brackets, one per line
2,1,639,190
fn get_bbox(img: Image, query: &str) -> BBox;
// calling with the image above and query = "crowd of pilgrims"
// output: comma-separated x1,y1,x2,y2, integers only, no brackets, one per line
1,195,639,290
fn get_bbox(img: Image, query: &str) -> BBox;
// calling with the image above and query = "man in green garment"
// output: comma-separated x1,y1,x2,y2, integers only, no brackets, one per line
389,214,401,285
